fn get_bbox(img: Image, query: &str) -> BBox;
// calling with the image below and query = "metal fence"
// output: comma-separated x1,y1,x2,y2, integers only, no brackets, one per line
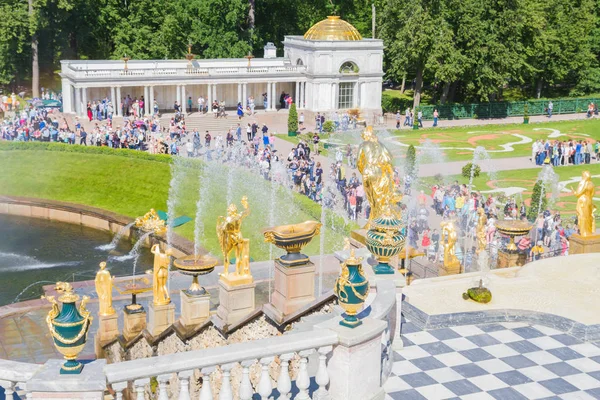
417,97,600,120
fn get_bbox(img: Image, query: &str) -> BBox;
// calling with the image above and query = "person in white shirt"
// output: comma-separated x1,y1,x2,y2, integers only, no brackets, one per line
186,139,194,157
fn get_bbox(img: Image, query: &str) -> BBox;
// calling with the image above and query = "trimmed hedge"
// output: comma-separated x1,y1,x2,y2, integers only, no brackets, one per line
0,141,173,163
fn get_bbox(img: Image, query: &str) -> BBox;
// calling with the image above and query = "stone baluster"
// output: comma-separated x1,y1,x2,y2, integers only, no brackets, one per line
314,346,333,400
296,350,313,400
1,381,14,399
218,363,234,400
178,370,193,400
157,374,170,400
134,378,149,400
199,367,215,400
277,353,294,399
111,382,127,400
239,360,256,400
258,356,275,400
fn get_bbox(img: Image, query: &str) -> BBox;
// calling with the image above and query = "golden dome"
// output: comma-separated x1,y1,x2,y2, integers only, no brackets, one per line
303,16,363,41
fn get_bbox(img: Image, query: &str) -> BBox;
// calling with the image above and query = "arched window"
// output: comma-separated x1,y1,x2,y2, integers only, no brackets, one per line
340,61,359,74
296,58,304,66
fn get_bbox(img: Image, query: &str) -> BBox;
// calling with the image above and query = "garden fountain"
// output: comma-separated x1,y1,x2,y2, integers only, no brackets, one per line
494,219,533,268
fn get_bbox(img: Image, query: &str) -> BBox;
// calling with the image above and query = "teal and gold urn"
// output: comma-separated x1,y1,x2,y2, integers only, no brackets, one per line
42,282,93,374
366,215,405,274
335,249,370,328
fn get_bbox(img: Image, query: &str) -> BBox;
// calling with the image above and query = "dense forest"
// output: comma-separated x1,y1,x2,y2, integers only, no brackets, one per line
1,0,599,104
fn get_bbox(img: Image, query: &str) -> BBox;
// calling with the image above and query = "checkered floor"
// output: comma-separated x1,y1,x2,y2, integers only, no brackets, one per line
385,321,600,399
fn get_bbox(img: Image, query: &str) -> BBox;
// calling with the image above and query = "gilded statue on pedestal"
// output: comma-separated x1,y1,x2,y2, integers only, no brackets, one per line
150,244,172,305
94,261,115,316
441,219,460,269
475,207,488,254
357,126,402,222
571,171,597,237
217,196,253,285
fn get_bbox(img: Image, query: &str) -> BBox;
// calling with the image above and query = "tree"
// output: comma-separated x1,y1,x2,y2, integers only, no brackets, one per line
288,103,298,135
461,163,481,180
528,180,547,221
406,144,417,178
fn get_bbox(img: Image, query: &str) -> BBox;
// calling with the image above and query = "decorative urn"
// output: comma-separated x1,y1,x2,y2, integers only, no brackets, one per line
42,282,93,374
366,214,405,274
263,221,322,267
335,249,369,328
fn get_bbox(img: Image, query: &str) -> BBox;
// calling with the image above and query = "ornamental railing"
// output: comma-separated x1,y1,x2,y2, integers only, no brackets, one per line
65,65,307,80
384,96,600,120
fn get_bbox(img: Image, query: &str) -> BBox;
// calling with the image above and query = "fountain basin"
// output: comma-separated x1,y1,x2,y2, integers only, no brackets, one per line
263,221,322,267
173,255,218,295
495,220,533,252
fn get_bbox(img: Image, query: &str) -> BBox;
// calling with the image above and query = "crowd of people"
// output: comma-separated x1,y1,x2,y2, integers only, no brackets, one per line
531,138,600,166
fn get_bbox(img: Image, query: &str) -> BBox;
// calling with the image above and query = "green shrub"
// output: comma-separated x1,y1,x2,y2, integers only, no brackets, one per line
0,141,172,163
528,180,547,220
322,120,335,133
462,163,481,180
288,103,298,134
381,92,413,114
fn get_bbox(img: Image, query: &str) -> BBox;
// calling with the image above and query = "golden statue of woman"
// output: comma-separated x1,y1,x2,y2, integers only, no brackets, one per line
357,126,402,222
217,196,252,284
95,261,115,316
150,244,171,305
441,219,459,267
476,207,488,254
571,171,596,237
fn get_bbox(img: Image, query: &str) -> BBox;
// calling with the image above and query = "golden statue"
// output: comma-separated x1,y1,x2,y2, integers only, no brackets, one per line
441,219,460,269
476,207,488,254
571,171,597,237
357,126,402,222
150,244,172,305
135,208,167,236
217,196,253,285
95,262,115,316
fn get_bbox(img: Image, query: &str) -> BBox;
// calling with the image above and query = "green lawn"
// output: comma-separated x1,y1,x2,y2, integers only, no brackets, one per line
0,147,349,260
421,163,600,215
390,119,600,162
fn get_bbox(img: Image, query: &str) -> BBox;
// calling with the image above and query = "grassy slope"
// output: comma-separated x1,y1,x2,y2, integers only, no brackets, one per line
0,150,347,260
392,119,600,162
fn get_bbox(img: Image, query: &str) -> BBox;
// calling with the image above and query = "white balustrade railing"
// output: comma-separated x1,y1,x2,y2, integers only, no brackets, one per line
105,329,338,400
0,359,42,398
67,65,307,80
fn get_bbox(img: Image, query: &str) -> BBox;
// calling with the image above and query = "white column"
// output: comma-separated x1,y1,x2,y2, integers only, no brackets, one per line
353,82,359,108
331,82,337,111
74,87,81,116
266,82,272,111
305,82,312,111
295,81,300,106
212,84,217,103
81,87,87,115
143,86,149,116
242,83,247,107
207,83,213,108
181,85,186,114
116,86,122,117
299,82,305,109
150,86,155,114
271,82,277,110
237,83,242,105
176,85,181,109
61,79,73,113
110,87,116,111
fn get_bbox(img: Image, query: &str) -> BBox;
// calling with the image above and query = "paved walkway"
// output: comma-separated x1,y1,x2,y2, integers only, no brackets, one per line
386,319,600,400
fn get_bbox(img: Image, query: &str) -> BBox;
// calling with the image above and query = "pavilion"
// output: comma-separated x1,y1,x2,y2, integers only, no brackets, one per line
59,16,384,117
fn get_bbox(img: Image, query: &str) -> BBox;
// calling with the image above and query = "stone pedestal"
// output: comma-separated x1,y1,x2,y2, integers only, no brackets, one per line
496,251,527,269
180,290,211,327
569,233,600,254
439,260,462,276
123,309,147,341
216,280,256,327
148,302,175,336
316,318,387,400
94,313,119,358
364,258,406,289
264,259,316,323
26,359,106,399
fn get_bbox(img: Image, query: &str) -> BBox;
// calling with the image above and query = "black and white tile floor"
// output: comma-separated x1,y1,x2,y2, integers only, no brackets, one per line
385,321,600,399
